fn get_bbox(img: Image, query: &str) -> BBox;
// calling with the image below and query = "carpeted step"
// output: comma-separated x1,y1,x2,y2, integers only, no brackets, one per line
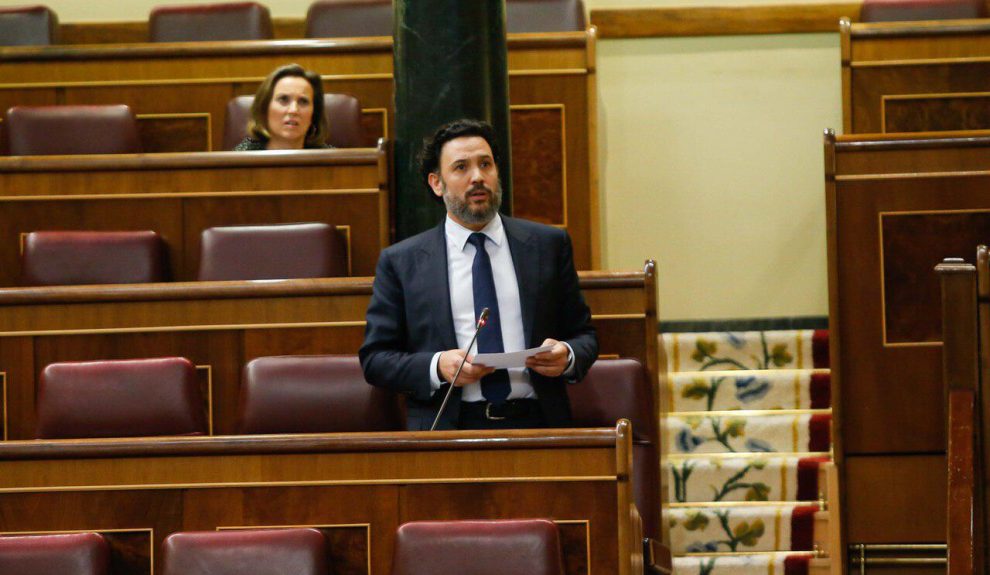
669,504,819,554
668,369,831,412
673,552,815,575
665,330,829,373
668,454,830,504
667,412,831,455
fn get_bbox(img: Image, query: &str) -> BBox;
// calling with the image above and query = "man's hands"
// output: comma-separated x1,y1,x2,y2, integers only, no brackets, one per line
438,349,495,386
525,338,570,377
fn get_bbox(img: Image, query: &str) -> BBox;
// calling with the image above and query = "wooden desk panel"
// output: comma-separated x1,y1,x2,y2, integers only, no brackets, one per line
0,267,659,440
842,18,990,134
0,32,599,268
0,427,639,575
0,147,389,285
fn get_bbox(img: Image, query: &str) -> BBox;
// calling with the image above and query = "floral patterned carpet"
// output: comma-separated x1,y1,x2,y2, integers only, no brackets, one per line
663,330,831,575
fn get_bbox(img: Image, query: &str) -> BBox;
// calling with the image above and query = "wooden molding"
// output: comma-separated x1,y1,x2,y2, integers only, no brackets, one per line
590,3,863,38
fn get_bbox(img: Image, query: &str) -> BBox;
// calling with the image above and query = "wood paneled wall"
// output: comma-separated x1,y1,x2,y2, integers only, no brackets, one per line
0,147,389,284
0,31,600,268
0,427,640,575
826,130,990,547
842,18,990,134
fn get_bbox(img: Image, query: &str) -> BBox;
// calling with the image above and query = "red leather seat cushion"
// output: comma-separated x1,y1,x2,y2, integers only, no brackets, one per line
392,520,565,575
0,533,109,575
162,528,328,575
305,0,393,38
5,105,141,156
0,5,57,46
239,355,404,433
21,230,167,286
223,93,365,149
36,357,207,439
860,0,986,21
149,1,273,42
197,222,346,281
507,0,586,33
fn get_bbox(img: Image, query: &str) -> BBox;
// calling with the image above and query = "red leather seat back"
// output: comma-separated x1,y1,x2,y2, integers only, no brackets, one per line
223,93,365,149
239,355,404,433
0,533,109,575
392,520,565,575
860,0,986,20
197,222,346,281
568,358,660,540
0,5,58,46
305,0,393,38
149,1,273,42
162,528,328,575
36,357,208,439
20,230,167,286
507,0,586,32
5,105,141,156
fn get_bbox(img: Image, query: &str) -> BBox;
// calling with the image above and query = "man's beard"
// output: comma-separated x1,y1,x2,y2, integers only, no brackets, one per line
441,179,502,226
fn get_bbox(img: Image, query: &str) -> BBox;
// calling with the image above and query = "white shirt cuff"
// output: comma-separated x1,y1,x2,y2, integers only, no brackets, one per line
562,342,576,377
429,351,444,392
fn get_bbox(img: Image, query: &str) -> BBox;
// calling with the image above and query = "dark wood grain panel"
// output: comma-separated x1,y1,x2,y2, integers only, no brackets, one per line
845,454,946,542
136,115,211,153
885,94,990,133
510,106,565,226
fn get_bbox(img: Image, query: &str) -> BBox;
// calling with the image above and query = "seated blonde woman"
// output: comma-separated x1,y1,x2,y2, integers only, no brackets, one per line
235,63,331,150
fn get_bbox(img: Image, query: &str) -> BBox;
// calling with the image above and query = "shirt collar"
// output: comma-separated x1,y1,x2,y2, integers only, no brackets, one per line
445,213,505,252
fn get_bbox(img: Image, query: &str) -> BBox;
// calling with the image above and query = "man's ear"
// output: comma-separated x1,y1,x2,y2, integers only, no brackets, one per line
428,172,443,198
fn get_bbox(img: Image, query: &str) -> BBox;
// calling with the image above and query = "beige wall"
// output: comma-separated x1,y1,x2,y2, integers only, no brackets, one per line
0,0,841,321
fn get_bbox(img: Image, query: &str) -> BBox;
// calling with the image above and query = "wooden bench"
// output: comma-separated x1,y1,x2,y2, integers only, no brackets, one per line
0,425,642,575
0,146,389,285
842,17,990,134
826,129,990,550
0,31,600,268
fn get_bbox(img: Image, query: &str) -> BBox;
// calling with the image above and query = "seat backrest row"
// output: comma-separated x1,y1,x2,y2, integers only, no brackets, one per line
0,1,587,47
0,521,565,575
32,355,652,439
20,224,347,286
2,97,364,156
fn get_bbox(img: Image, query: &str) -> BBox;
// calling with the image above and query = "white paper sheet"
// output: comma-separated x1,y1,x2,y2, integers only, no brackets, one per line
472,344,555,369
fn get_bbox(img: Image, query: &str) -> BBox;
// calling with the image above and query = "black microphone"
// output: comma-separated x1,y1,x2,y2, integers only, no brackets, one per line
430,307,490,431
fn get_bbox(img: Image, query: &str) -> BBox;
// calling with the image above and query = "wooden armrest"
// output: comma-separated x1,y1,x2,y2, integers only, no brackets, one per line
644,537,672,575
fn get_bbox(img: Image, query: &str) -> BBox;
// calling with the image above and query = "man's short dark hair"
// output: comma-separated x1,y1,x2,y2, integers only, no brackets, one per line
418,119,500,203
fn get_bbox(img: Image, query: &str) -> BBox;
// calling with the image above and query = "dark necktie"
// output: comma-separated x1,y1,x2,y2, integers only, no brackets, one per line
467,232,511,404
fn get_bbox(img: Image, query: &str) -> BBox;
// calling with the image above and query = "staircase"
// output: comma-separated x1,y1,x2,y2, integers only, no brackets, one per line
662,330,837,575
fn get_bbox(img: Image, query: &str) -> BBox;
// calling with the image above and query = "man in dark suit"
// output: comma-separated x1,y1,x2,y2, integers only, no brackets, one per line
359,119,597,430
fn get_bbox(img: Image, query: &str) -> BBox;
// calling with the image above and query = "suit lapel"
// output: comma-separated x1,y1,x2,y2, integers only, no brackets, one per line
504,216,538,346
419,222,458,350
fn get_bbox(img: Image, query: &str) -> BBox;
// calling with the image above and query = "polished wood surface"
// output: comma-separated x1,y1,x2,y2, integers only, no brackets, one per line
842,18,990,134
937,258,980,575
0,146,388,285
591,3,861,38
0,32,599,268
0,425,640,575
825,130,990,550
0,268,658,441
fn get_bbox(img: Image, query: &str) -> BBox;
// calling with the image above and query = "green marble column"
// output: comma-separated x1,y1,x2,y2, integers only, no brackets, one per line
393,0,512,240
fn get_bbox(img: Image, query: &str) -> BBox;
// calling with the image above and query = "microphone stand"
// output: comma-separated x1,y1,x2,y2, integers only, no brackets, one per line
430,308,489,431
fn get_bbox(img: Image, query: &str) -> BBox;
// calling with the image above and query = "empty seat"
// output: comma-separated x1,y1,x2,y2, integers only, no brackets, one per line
860,0,986,21
20,230,167,286
197,222,346,281
392,519,565,575
305,0,392,38
149,1,273,42
0,533,109,575
0,5,58,46
36,357,208,439
5,105,141,156
568,358,660,541
223,93,365,150
162,528,328,575
506,0,586,33
239,355,404,433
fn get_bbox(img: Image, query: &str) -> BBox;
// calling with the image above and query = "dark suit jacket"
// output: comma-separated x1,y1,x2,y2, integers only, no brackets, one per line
359,215,598,430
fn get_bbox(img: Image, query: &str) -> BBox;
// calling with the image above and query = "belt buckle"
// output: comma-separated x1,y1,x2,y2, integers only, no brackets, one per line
484,403,506,421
